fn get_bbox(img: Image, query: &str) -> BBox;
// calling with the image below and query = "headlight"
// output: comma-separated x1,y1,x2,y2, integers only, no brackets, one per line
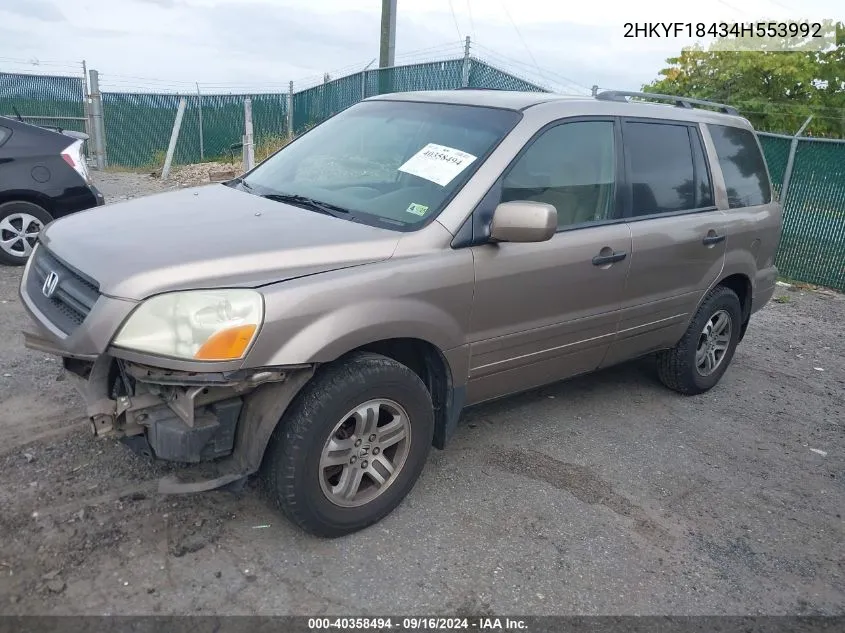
113,289,264,361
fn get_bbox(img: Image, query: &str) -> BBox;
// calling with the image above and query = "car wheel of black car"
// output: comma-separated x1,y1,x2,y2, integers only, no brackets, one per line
656,285,742,395
261,351,434,537
0,201,52,266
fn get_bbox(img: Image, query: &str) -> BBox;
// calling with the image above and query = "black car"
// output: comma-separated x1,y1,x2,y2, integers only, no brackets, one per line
0,116,104,265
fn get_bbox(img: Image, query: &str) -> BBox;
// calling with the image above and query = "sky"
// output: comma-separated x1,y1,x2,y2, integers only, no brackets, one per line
0,0,840,94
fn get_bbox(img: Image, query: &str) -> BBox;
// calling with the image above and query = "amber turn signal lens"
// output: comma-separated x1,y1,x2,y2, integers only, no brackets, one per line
194,324,257,360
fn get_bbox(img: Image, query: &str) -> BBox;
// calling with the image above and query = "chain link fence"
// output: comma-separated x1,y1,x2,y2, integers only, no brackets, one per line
759,133,845,291
757,133,791,200
1,59,843,290
102,92,289,168
2,55,551,168
0,71,87,136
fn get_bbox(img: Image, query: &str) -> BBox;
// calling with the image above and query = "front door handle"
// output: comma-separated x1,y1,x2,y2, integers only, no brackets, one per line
703,233,726,246
592,250,627,266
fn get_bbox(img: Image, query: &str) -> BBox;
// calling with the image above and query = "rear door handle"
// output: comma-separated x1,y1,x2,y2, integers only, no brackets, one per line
592,251,627,266
703,234,726,246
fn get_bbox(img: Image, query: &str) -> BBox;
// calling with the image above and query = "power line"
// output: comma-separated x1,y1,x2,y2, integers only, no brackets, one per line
499,2,552,90
0,56,82,67
472,43,592,94
763,0,795,11
99,73,197,85
90,42,466,92
714,0,748,17
446,0,463,43
466,0,477,40
741,111,845,121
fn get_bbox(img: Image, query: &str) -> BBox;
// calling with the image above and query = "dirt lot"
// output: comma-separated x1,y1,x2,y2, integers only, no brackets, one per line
0,172,843,616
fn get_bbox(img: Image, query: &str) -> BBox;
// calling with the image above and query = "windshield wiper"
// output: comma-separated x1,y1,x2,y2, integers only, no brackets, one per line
261,193,352,219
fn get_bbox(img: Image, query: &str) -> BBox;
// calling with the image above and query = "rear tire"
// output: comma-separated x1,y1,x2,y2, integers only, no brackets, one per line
656,285,742,395
261,352,434,537
0,201,52,266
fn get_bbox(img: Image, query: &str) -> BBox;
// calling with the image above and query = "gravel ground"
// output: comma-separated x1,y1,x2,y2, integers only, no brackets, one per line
0,172,843,616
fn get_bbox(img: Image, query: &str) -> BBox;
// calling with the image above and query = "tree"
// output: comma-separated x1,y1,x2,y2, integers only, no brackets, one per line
643,23,845,137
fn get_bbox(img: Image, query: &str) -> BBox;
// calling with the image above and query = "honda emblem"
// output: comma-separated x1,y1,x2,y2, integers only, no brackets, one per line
42,271,59,298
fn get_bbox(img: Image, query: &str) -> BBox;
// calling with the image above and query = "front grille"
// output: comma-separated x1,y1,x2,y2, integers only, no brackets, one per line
26,246,100,335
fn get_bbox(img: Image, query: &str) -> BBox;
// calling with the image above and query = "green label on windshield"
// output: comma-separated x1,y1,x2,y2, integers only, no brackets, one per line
406,203,429,217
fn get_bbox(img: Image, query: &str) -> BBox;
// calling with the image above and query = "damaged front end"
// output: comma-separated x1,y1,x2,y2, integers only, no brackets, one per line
64,355,314,493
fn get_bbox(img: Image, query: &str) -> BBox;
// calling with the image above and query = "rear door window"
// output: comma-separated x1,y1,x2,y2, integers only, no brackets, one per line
708,124,772,208
623,120,701,217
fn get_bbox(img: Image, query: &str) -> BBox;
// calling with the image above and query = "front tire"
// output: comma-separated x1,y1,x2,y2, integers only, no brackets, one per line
261,352,434,537
0,201,52,266
656,285,742,395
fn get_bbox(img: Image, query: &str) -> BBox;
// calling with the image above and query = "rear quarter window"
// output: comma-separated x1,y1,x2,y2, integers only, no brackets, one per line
708,124,772,208
0,126,10,147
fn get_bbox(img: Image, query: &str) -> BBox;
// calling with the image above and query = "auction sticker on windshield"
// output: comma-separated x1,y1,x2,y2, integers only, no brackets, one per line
398,143,477,187
406,203,429,216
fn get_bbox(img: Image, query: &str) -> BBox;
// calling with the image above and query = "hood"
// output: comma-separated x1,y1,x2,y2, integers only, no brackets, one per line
41,184,401,300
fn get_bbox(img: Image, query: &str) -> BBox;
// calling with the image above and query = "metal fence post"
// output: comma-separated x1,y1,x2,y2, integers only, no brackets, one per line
461,36,472,87
287,81,294,138
243,98,255,172
780,116,813,205
359,59,376,101
88,69,108,169
81,60,92,160
196,83,204,161
161,98,187,180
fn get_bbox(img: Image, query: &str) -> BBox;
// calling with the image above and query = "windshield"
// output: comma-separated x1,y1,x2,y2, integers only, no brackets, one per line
239,100,521,230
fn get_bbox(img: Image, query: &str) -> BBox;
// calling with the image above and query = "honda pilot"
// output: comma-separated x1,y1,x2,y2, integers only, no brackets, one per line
19,89,782,536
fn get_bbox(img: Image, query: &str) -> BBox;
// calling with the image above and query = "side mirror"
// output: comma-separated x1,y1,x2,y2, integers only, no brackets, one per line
489,201,557,243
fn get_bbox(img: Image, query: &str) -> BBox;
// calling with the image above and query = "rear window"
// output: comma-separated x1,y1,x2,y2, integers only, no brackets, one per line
708,124,772,208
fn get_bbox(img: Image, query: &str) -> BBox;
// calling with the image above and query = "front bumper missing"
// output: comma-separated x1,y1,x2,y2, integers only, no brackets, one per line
63,355,315,493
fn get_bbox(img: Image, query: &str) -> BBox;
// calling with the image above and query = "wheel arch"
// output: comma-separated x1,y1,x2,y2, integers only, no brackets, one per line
0,191,55,216
716,273,752,341
352,337,462,450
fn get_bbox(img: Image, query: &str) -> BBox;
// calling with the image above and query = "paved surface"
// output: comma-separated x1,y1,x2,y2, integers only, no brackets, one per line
0,172,843,615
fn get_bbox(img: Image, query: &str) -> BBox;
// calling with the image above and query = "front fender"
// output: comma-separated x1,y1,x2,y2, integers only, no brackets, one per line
243,248,476,372
253,298,465,366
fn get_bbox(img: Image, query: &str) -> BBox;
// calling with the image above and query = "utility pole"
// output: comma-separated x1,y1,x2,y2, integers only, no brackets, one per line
379,0,397,68
378,0,397,95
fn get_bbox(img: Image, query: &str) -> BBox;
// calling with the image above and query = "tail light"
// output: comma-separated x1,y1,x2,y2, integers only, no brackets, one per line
61,139,91,183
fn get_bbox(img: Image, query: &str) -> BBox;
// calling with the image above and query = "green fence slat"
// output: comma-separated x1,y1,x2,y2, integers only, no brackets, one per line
775,138,845,291
0,72,84,121
100,92,288,167
467,60,548,92
758,133,792,199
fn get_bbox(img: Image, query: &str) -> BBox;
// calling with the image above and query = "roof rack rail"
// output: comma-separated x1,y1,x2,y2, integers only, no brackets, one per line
595,90,739,116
